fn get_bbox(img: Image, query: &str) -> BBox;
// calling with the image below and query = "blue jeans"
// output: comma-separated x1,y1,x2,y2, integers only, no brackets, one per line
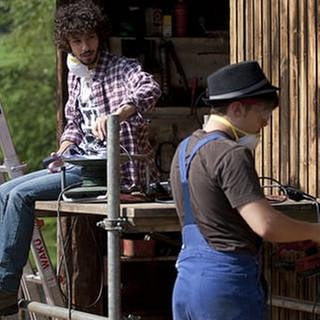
172,225,267,320
0,165,82,293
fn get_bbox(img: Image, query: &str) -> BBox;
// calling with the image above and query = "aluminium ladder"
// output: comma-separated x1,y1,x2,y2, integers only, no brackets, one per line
0,99,64,320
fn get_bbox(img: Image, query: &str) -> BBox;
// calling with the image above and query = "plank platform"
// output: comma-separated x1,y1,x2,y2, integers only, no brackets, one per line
35,200,179,232
35,199,319,232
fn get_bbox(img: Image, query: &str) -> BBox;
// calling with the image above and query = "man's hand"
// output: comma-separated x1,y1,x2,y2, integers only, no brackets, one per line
45,141,75,173
92,104,136,140
47,152,64,173
92,115,108,140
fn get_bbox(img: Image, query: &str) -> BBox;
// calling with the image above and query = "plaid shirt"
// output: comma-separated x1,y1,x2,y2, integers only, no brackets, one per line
60,50,161,191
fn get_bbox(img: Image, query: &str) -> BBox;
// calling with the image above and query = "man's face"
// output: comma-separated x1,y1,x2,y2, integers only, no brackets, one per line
68,32,99,66
240,101,274,134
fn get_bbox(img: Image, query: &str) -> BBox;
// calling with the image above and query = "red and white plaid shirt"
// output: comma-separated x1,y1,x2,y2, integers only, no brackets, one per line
60,50,161,191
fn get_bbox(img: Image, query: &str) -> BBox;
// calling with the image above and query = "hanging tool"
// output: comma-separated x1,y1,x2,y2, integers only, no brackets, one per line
159,39,190,103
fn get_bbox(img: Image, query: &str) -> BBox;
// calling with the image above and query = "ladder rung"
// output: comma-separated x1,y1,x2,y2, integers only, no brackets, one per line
0,164,27,172
24,274,42,285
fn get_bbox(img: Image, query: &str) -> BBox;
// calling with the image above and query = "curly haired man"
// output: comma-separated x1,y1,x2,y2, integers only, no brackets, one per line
0,0,160,315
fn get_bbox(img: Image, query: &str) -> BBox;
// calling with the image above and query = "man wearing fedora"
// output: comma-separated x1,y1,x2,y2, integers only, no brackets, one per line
170,61,320,319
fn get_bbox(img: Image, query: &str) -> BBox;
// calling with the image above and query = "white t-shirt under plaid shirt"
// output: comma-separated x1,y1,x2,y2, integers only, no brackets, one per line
60,50,162,192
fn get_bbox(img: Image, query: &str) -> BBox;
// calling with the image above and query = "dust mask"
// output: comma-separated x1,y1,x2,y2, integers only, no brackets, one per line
211,115,261,151
238,134,261,151
67,54,90,78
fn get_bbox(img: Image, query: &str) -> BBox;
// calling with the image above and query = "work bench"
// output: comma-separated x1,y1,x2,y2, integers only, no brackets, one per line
35,198,318,231
34,198,320,319
35,201,179,233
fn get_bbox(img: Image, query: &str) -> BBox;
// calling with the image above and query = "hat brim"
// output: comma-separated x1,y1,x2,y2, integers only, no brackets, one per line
203,85,279,105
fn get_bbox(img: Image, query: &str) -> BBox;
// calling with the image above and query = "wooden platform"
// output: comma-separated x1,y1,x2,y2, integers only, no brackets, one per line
35,200,179,232
35,199,319,232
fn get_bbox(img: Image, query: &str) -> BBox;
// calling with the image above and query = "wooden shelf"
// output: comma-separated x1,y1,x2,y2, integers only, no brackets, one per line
120,255,177,262
147,106,210,119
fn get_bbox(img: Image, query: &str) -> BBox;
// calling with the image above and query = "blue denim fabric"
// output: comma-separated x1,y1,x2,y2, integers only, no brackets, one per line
172,225,267,320
0,165,82,293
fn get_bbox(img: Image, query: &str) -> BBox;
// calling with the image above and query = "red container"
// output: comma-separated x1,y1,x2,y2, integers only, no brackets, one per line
174,0,187,37
122,239,156,257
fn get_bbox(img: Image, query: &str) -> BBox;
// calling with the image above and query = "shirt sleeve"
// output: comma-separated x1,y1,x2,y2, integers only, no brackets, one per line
121,59,161,114
217,146,265,209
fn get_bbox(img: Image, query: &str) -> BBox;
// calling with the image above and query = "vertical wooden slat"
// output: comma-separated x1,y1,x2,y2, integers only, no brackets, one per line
254,0,263,176
262,0,272,183
298,0,308,192
229,0,238,63
253,0,262,63
279,0,290,184
317,0,320,195
246,0,254,61
288,0,299,187
237,0,245,62
307,0,317,195
56,50,67,142
271,0,280,185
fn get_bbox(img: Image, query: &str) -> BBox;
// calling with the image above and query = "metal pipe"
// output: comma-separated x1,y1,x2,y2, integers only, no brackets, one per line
107,115,121,320
269,295,320,314
19,300,108,320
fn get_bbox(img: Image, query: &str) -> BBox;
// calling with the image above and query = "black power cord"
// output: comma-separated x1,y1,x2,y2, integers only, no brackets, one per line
56,182,105,317
259,176,320,220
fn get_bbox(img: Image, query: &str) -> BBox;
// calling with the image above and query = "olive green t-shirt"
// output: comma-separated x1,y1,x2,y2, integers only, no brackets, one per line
170,129,265,254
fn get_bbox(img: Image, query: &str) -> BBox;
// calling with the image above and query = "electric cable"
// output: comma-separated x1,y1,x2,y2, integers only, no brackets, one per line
56,215,78,279
56,182,79,320
193,89,207,127
56,204,105,311
51,142,134,312
155,141,176,174
56,191,105,311
154,197,174,204
120,144,133,163
56,181,105,314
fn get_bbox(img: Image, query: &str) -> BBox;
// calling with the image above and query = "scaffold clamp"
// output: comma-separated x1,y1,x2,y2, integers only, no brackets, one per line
96,217,127,232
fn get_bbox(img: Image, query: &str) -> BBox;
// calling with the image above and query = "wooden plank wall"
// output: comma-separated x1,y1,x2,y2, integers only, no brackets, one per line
230,1,320,319
230,0,320,197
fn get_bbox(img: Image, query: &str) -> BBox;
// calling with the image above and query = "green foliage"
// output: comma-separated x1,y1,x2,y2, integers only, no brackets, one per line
0,0,59,266
41,218,58,268
0,0,57,171
28,218,57,269
1,0,55,61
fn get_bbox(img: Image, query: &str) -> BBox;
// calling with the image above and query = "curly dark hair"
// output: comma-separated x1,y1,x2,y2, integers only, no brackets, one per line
54,0,111,52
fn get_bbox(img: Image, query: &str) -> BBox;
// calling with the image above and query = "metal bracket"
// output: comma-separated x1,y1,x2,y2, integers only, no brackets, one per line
96,217,127,232
123,315,141,320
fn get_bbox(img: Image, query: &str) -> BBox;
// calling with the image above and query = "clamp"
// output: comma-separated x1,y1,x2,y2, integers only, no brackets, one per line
96,217,127,232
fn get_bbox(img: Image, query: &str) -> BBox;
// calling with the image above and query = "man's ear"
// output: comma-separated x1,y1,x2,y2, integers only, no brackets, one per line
228,101,244,118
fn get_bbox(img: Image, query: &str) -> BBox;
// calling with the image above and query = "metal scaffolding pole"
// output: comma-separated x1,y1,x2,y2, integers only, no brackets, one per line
269,295,320,314
19,300,108,320
105,115,121,320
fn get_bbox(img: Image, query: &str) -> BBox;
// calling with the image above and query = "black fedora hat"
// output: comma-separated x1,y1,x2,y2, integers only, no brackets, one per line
203,60,279,103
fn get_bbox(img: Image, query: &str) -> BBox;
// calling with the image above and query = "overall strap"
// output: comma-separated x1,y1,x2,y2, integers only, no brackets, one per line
178,132,228,225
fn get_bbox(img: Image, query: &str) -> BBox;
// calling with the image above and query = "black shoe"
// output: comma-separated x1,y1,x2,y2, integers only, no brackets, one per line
0,291,18,316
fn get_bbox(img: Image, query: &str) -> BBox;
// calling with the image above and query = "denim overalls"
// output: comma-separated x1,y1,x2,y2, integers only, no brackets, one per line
172,132,266,320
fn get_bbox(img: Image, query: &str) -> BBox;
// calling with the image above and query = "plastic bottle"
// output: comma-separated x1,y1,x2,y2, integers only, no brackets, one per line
174,0,187,37
145,6,162,36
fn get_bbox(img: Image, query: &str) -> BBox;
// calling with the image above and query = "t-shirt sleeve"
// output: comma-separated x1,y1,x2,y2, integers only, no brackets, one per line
217,146,265,208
